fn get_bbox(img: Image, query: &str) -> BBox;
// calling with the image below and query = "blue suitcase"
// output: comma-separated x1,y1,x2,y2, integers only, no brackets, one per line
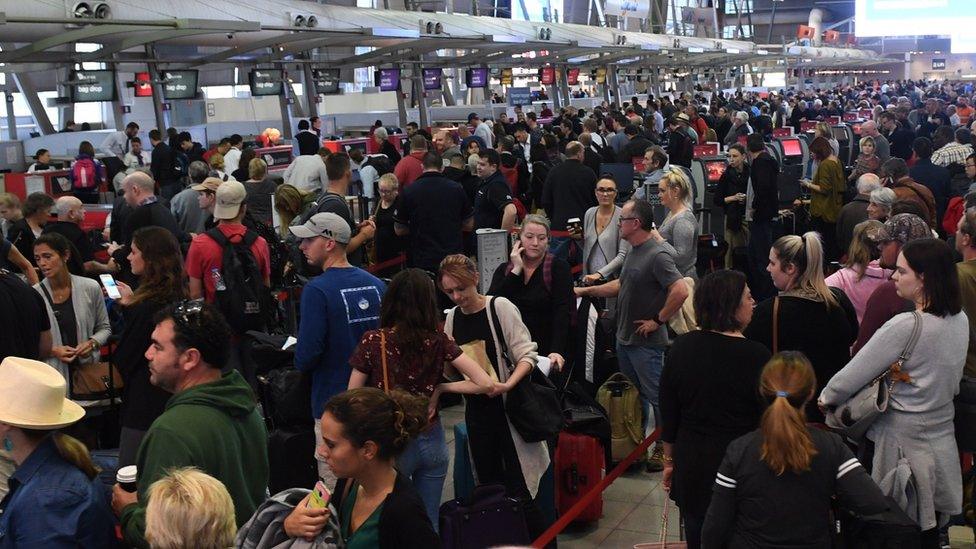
453,422,556,523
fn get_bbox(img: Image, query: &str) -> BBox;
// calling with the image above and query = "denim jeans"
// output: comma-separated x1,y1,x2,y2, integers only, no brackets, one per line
548,236,578,266
615,343,666,432
396,419,450,532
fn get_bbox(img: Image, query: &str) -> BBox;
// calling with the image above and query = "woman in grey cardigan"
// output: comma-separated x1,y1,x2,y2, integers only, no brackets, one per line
581,176,631,284
820,239,967,546
32,233,111,402
655,167,699,279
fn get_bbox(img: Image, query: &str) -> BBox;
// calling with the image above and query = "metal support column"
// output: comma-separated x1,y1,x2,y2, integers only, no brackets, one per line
441,69,457,106
395,64,409,129
416,60,430,129
277,65,295,140
10,73,55,135
608,65,621,105
551,70,562,110
4,92,16,140
59,66,74,130
558,65,571,108
110,54,127,131
145,46,168,132
303,60,319,118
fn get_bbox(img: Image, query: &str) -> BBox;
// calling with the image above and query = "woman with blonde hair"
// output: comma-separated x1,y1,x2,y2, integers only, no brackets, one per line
0,192,22,239
814,121,839,158
145,467,236,549
825,220,892,323
244,157,275,226
273,184,311,238
656,167,699,279
701,352,890,547
745,232,858,423
848,136,881,183
208,152,232,182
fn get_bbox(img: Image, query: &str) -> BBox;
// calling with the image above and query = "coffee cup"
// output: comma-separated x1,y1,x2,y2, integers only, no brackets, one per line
117,465,138,493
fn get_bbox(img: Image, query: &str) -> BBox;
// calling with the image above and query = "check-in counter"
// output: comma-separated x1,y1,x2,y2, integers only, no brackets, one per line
3,170,73,201
255,145,294,172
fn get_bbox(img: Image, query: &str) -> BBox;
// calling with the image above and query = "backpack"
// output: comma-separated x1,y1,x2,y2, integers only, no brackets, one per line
71,158,99,190
596,373,645,463
206,227,268,334
363,155,393,178
591,140,617,164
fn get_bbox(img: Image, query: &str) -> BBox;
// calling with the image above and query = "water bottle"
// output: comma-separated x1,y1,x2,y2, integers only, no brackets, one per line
211,267,226,291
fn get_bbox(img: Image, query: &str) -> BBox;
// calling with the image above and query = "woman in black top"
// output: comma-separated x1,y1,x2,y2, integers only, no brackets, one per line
661,270,771,549
111,227,187,467
244,157,277,226
7,192,54,270
284,388,438,548
489,214,573,371
745,232,857,423
713,144,750,269
701,352,891,548
371,174,404,279
231,147,256,183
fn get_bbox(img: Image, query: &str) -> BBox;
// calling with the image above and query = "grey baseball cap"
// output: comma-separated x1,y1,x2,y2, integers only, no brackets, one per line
289,212,351,244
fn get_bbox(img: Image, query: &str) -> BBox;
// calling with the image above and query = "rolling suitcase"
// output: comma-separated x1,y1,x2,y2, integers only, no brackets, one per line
555,431,604,523
267,427,318,494
439,484,530,549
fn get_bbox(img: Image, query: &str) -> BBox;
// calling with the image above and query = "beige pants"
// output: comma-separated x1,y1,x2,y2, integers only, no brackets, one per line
313,420,338,490
724,225,749,269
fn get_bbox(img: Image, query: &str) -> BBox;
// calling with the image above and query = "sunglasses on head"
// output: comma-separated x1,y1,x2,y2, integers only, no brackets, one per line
173,299,205,330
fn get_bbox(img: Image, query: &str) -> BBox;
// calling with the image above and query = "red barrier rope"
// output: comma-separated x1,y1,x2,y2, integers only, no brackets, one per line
532,427,662,548
366,254,407,274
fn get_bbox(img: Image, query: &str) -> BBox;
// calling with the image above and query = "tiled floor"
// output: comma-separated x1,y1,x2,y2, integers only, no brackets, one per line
439,405,976,548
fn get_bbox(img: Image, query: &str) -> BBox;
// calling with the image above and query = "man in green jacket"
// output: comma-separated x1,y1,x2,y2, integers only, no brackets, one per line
111,300,269,548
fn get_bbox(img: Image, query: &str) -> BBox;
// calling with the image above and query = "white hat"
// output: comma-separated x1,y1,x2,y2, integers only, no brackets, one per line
214,180,246,220
0,357,85,429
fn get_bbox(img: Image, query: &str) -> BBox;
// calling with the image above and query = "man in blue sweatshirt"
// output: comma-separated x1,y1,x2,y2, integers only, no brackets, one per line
291,212,385,487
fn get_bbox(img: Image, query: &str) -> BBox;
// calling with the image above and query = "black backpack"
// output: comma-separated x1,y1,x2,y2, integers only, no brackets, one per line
363,155,393,178
206,228,268,334
591,139,617,164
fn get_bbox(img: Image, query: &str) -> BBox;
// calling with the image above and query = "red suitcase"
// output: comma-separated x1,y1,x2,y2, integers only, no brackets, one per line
555,431,604,523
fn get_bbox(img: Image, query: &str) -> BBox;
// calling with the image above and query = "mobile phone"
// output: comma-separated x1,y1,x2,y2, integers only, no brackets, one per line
308,481,331,509
99,274,122,300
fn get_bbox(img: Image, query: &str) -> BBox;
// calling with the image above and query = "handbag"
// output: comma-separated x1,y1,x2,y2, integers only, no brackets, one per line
439,484,530,549
824,311,922,440
488,297,564,443
634,499,687,548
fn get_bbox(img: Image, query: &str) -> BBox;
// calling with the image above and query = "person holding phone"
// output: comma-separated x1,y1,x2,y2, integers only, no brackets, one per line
714,144,750,269
109,227,187,467
32,233,111,399
581,176,631,285
489,214,574,373
283,388,439,547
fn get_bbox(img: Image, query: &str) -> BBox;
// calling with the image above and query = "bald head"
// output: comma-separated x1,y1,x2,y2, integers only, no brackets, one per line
856,173,882,195
55,196,84,223
861,120,879,137
122,170,156,207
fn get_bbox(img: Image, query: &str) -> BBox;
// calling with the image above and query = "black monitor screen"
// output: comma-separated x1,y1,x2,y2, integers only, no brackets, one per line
423,68,442,91
249,69,283,96
375,69,401,92
343,141,368,155
313,69,341,95
70,70,116,102
161,70,198,100
466,68,489,88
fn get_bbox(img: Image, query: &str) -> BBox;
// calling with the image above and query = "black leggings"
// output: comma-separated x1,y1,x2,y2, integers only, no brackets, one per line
466,397,550,546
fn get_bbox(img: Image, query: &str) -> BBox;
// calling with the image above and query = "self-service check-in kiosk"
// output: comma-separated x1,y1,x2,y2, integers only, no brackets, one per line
696,156,729,238
773,136,808,208
832,125,855,167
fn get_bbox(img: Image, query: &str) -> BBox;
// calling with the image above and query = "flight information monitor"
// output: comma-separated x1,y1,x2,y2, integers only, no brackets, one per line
249,69,283,96
70,70,116,102
423,68,442,91
313,69,341,95
161,70,198,100
466,68,489,88
375,69,401,92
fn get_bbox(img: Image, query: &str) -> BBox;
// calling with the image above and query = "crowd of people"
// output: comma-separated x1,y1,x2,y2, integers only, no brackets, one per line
2,77,976,548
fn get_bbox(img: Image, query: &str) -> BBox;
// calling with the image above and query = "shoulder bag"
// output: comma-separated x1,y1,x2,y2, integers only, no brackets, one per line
489,297,563,443
824,311,922,440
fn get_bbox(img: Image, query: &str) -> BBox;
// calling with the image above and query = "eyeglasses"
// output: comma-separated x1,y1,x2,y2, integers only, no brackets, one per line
596,187,617,194
173,299,205,330
618,216,638,224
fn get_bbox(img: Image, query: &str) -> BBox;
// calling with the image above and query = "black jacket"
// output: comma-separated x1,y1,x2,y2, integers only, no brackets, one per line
667,131,694,168
115,300,172,430
380,140,402,165
333,474,438,549
295,131,321,157
541,159,597,231
748,152,780,223
150,141,178,185
885,123,916,161
714,164,750,231
6,218,38,268
619,136,653,164
909,158,951,220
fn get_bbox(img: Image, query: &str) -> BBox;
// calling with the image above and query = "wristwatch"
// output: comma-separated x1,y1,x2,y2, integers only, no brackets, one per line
653,314,665,325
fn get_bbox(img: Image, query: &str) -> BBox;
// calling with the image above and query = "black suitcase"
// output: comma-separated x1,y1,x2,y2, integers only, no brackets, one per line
267,427,319,494
834,496,921,548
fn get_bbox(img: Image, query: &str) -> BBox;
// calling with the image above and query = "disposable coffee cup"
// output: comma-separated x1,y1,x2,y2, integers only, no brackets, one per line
117,465,138,493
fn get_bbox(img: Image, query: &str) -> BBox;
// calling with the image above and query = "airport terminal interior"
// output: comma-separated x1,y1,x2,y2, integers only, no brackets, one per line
5,0,976,547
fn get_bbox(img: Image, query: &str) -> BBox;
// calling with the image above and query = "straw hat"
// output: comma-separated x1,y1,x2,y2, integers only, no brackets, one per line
0,357,85,429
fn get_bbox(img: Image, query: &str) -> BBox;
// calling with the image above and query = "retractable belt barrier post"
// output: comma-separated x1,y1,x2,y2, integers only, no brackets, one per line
532,428,662,548
366,254,407,274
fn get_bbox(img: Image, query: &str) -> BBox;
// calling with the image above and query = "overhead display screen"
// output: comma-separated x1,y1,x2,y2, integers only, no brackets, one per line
249,69,283,96
567,68,580,85
466,68,489,88
375,69,401,92
161,70,198,100
134,72,152,98
70,70,116,102
423,68,442,91
313,69,341,95
539,67,555,85
855,0,976,37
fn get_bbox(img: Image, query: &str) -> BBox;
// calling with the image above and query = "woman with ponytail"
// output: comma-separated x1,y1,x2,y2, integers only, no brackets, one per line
701,352,890,548
745,232,858,423
284,387,439,548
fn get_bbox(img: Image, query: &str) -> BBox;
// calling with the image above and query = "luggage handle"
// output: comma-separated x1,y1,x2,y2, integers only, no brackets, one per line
564,463,583,495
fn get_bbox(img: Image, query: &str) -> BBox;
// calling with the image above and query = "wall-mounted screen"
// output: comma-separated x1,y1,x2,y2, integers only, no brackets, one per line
249,69,283,96
539,67,555,85
423,68,442,91
781,138,802,157
375,69,401,92
313,69,341,95
161,70,198,100
466,68,489,88
70,70,116,102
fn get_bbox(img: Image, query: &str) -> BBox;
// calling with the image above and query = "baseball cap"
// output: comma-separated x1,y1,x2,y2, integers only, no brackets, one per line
467,112,480,123
191,177,223,193
875,213,930,245
213,180,246,220
289,212,351,244
673,113,690,124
